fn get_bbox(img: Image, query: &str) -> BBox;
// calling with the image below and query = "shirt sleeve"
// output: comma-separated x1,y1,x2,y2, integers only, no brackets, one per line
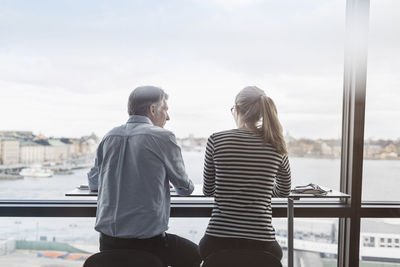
156,132,194,196
203,135,216,197
272,154,291,198
87,141,103,191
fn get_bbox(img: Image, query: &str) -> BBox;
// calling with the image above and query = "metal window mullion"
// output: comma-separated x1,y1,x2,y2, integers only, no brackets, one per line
338,1,370,267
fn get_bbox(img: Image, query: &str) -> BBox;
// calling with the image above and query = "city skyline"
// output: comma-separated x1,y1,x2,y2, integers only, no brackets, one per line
2,130,399,163
1,0,399,139
1,128,400,141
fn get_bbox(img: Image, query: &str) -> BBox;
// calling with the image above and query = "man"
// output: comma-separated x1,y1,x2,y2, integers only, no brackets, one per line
88,86,201,267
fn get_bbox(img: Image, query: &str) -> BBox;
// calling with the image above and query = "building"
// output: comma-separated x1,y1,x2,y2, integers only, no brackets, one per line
0,131,33,139
19,140,45,164
79,134,99,155
46,139,71,162
59,138,75,158
68,138,82,157
0,138,20,165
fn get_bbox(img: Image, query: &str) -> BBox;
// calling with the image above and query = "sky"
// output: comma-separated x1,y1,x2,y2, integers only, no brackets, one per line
0,0,399,140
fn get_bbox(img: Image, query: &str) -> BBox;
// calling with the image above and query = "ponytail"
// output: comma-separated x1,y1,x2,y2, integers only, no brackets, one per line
259,95,287,155
235,86,288,155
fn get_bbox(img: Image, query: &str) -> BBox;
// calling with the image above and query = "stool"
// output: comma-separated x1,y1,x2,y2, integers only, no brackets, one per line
202,249,282,267
83,249,165,267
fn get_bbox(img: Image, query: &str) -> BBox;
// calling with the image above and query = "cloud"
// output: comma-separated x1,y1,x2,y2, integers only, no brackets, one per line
191,0,262,9
0,0,399,139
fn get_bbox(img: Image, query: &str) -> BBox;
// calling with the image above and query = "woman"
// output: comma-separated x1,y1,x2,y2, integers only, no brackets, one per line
199,86,291,261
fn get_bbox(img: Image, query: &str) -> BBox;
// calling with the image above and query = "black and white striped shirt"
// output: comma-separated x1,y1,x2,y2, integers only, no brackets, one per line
203,129,291,242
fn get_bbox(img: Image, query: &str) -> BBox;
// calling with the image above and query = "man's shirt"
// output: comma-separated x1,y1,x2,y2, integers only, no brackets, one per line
88,115,194,239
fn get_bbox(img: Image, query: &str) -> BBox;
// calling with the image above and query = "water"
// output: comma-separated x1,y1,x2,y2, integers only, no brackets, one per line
0,168,92,200
0,151,399,201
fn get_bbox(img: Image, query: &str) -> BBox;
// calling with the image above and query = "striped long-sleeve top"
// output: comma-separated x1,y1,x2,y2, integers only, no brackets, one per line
203,129,291,242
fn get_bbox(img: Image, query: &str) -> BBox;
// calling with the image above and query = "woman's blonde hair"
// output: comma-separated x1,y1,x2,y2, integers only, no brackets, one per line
235,86,287,155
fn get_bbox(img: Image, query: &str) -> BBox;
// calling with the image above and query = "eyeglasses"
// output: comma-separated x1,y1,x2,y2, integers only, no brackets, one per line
230,106,235,114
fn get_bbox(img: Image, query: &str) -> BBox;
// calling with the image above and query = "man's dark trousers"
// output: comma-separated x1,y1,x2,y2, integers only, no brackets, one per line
100,232,201,267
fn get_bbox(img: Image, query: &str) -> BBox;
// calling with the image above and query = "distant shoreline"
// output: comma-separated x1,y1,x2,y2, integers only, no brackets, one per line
0,174,23,180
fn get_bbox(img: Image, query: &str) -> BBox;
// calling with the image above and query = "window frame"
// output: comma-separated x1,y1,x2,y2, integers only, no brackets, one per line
1,1,400,267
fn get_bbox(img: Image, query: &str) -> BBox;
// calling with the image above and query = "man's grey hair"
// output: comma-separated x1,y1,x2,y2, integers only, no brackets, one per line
128,86,169,116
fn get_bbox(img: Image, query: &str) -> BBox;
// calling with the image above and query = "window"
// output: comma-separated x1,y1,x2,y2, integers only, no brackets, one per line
285,218,339,266
362,236,375,248
0,0,346,200
0,217,97,267
363,0,400,201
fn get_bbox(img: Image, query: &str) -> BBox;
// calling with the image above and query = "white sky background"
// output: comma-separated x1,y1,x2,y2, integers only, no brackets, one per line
0,0,398,139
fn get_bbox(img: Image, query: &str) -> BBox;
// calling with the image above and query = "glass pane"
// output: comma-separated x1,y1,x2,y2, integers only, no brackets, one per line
276,218,339,267
175,0,346,194
170,218,339,267
363,0,400,201
360,219,400,266
0,1,345,199
0,217,339,266
0,217,97,267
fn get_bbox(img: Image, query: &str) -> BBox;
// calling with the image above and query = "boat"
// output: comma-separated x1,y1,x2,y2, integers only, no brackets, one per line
71,163,92,169
52,165,73,175
19,167,53,177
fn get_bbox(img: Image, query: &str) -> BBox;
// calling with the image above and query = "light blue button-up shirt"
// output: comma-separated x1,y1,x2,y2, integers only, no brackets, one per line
88,115,194,239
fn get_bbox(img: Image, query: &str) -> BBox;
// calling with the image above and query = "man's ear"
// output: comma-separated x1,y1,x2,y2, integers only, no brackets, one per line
149,104,155,116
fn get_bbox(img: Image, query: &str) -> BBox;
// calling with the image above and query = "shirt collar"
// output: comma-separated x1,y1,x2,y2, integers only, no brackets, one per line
127,115,154,125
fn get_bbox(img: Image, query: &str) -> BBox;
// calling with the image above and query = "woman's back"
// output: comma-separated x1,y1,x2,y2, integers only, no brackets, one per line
203,129,291,242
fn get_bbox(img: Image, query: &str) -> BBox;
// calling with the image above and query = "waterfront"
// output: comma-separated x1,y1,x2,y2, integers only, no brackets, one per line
1,151,399,201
